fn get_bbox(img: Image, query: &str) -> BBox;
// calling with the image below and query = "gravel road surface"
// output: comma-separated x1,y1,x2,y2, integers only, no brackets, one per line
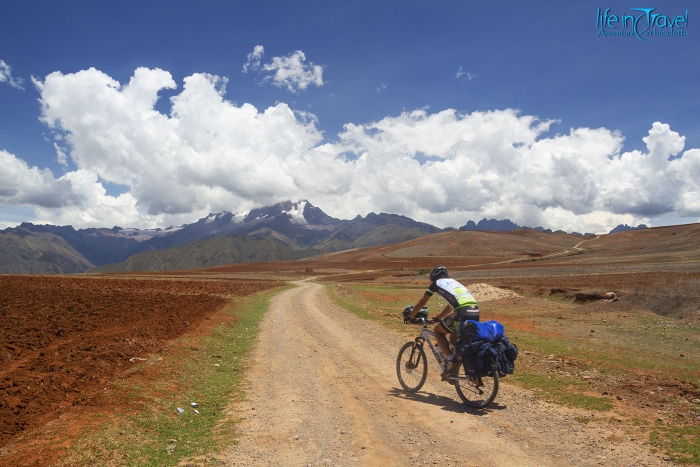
220,281,669,466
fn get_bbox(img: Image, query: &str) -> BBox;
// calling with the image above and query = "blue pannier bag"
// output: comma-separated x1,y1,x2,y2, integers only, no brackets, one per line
456,320,504,343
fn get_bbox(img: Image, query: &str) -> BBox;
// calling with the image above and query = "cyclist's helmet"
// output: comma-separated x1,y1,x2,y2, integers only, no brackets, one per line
429,265,449,282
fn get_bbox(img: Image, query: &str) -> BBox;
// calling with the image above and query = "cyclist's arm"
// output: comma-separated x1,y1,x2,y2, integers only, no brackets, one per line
409,293,430,320
437,304,453,320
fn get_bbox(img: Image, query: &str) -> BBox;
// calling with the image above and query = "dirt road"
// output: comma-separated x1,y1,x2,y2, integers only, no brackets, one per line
221,281,668,466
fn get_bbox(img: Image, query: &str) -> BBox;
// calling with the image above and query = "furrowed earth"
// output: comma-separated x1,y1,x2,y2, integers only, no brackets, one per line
0,275,278,465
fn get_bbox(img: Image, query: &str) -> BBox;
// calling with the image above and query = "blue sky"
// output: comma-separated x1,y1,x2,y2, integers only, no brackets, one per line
0,1,698,233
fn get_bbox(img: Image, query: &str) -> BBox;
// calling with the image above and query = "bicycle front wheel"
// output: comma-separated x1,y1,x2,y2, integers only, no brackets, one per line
454,365,499,408
396,341,428,392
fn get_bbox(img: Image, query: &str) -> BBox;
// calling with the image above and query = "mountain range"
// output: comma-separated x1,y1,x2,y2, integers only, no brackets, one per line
608,223,649,234
1,200,444,274
460,218,595,237
0,201,652,274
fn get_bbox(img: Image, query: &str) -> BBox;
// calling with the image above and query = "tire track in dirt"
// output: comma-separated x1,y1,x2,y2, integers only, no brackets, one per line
220,281,668,467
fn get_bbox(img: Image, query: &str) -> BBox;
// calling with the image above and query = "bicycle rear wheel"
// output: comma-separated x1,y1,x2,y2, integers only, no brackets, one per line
454,364,499,408
396,341,428,392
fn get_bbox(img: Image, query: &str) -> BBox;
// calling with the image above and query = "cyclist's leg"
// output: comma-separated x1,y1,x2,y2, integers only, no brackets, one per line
433,321,452,357
433,324,452,355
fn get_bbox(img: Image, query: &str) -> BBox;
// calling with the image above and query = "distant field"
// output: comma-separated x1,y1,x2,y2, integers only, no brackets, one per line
198,223,700,279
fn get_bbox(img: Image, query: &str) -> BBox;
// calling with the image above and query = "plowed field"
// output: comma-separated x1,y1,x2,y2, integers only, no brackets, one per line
0,275,277,449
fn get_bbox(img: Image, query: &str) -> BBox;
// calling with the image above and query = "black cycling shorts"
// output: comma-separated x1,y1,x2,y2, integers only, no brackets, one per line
439,306,480,333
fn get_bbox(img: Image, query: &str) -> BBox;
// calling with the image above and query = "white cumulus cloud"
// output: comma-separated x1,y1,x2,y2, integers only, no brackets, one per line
242,45,264,73
0,59,24,90
243,46,324,93
0,150,77,207
0,149,156,228
1,66,699,234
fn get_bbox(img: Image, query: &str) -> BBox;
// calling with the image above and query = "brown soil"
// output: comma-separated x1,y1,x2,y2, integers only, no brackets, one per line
0,275,277,457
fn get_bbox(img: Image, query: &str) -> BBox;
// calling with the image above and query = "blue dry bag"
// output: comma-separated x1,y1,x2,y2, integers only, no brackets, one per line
457,320,504,343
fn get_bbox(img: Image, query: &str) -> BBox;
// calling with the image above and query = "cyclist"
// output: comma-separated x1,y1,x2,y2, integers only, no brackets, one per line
408,265,479,379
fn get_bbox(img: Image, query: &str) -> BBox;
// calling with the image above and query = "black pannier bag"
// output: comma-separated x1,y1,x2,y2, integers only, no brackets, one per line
456,340,499,378
403,305,429,323
455,340,477,376
495,336,519,376
456,320,479,342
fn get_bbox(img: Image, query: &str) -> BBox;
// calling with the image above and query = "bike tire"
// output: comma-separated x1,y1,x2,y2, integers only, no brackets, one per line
396,341,428,392
454,365,499,408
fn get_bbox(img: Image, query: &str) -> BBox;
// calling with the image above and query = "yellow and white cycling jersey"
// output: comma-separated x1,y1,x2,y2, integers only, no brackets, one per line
425,277,478,310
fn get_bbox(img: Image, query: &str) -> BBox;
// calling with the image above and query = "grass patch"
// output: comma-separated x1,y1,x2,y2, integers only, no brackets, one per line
511,369,613,411
651,425,700,464
58,285,291,467
325,284,380,322
324,283,433,337
487,299,700,386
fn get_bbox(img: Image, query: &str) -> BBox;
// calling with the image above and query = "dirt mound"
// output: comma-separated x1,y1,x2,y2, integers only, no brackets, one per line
0,275,277,449
467,283,520,302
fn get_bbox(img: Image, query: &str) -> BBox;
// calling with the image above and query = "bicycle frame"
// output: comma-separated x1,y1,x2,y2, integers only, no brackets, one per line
413,320,471,383
415,326,447,373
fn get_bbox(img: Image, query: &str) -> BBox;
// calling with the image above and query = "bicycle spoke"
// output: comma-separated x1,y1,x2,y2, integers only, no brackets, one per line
454,364,499,408
396,341,428,392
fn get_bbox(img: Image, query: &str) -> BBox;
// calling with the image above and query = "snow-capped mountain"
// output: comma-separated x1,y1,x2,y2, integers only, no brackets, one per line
1,200,443,273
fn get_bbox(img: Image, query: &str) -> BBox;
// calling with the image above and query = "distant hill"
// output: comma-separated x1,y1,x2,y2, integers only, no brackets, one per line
0,229,94,274
3,223,156,266
88,233,318,273
609,224,648,234
317,213,441,251
460,218,520,232
247,227,302,250
348,224,433,249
